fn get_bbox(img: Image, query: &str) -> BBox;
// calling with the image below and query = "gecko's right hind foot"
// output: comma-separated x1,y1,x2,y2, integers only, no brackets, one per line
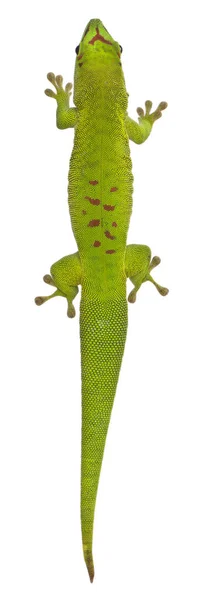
149,255,161,270
128,288,137,303
125,244,169,303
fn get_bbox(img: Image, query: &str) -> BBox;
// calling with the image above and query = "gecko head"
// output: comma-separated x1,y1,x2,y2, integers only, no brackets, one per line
73,19,127,108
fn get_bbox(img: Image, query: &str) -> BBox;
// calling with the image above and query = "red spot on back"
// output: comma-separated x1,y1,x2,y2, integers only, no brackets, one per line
105,230,115,240
78,62,83,67
88,219,100,227
106,249,116,254
93,240,101,247
89,27,112,47
85,196,100,206
82,210,87,215
89,180,99,185
112,221,117,227
77,53,83,60
103,204,115,211
110,187,118,192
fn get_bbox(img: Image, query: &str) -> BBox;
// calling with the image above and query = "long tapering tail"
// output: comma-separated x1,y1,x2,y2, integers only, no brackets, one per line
80,295,128,581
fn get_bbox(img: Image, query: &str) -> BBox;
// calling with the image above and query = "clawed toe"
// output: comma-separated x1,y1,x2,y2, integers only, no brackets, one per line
43,274,55,286
128,288,137,303
137,100,168,124
35,270,78,318
149,256,161,271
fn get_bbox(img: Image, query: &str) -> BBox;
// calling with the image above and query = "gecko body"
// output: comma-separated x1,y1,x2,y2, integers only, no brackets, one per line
35,19,168,582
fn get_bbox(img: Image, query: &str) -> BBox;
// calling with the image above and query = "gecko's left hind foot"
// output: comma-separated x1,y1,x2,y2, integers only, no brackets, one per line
34,278,77,318
34,252,81,318
43,274,55,285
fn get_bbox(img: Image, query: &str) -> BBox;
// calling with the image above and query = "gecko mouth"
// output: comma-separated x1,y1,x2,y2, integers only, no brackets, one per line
88,27,113,47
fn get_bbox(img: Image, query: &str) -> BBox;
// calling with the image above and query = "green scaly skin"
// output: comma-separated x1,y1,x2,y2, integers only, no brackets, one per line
35,18,168,582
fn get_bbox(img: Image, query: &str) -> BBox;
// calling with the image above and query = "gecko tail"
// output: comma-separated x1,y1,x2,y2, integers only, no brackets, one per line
80,294,128,583
83,545,95,582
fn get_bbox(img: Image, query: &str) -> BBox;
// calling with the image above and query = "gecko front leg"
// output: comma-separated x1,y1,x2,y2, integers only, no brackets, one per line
45,72,77,129
125,244,169,303
35,251,81,317
126,100,167,144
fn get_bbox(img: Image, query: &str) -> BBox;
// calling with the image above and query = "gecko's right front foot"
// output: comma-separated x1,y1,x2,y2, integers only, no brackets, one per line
136,100,168,125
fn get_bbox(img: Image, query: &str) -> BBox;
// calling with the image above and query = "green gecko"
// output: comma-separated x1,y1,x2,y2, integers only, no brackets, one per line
35,18,168,582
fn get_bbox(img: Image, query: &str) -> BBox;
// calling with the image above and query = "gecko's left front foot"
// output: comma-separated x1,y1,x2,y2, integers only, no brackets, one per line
137,100,168,125
45,72,76,129
45,72,72,101
125,244,169,303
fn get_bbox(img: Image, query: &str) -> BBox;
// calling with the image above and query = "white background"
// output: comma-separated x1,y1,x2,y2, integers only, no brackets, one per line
1,0,199,598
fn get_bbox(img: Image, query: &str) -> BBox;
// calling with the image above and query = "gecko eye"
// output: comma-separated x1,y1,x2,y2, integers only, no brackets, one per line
119,45,123,53
75,45,80,55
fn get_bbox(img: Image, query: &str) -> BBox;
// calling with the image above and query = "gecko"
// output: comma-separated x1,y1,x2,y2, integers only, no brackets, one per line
35,18,168,582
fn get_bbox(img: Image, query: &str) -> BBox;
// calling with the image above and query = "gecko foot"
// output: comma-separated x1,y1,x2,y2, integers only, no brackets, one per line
43,274,55,285
149,256,161,271
137,100,168,124
147,273,169,296
34,274,77,318
126,244,169,303
128,270,169,303
128,288,137,303
45,72,72,100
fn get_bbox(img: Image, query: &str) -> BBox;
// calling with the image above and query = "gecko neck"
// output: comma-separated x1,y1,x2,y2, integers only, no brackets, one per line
74,62,128,112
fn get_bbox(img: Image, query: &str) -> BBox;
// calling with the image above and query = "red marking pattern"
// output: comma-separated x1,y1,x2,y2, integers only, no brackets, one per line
103,204,115,211
85,196,100,206
105,230,115,240
112,222,117,227
82,210,87,215
89,27,112,47
88,219,100,227
93,240,101,247
79,62,83,67
89,180,99,185
110,187,118,192
106,249,116,254
77,53,83,60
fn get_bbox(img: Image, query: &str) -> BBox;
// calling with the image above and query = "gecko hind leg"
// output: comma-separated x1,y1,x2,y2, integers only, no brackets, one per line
125,244,169,303
35,251,81,318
